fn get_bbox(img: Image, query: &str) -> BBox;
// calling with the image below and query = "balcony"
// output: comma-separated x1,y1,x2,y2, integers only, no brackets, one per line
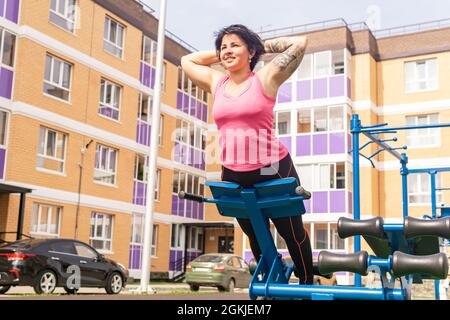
176,91,208,122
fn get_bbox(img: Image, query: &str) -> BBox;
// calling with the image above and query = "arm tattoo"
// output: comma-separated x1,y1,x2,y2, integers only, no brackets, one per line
265,38,306,74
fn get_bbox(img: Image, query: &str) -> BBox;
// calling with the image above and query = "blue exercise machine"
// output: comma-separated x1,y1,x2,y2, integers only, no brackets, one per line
178,114,450,300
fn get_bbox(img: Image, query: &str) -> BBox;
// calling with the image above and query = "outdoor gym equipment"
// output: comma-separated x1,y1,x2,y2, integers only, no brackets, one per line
178,114,450,300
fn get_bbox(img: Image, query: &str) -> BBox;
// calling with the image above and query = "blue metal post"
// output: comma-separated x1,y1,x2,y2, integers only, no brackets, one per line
351,114,362,287
400,154,409,218
429,171,440,300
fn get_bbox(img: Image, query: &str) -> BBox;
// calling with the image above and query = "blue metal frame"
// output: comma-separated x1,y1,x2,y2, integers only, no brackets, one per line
351,114,450,299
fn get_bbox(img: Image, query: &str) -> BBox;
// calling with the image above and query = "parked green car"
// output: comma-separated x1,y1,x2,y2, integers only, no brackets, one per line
185,254,252,292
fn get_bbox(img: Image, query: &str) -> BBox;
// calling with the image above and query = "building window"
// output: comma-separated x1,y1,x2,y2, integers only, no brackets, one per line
297,53,312,79
296,162,346,190
142,36,157,66
406,114,440,148
138,93,163,145
0,28,16,68
49,0,77,33
314,107,328,132
99,79,121,121
90,213,113,251
314,224,328,250
30,204,61,238
103,16,125,58
130,213,158,256
154,169,161,201
296,106,345,134
172,170,205,196
43,54,72,101
175,119,205,150
171,224,183,249
134,154,148,182
408,172,443,205
297,109,311,133
330,224,345,250
276,111,291,135
37,127,67,173
404,59,438,93
0,110,8,146
94,144,117,185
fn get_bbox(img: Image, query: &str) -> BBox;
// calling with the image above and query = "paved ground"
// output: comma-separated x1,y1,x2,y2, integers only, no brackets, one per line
0,282,251,300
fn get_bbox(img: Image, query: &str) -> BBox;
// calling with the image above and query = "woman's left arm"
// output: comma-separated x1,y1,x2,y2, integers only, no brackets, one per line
258,36,307,97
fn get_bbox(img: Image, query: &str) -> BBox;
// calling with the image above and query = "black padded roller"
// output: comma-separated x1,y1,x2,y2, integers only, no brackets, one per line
404,216,450,239
318,251,369,276
178,191,204,203
392,251,448,279
337,217,385,239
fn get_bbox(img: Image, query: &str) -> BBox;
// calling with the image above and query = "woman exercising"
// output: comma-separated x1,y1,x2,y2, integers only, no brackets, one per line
181,24,313,284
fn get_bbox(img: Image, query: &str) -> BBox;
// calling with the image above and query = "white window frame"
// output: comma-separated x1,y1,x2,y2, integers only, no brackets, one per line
171,224,184,249
43,54,72,102
296,162,346,191
37,127,67,174
313,51,331,78
141,36,157,66
134,154,148,183
30,204,62,238
405,114,440,149
99,79,121,121
103,16,125,59
94,144,118,185
275,111,291,136
408,172,443,206
154,168,161,201
49,0,77,33
404,59,438,93
0,110,9,147
89,212,113,253
0,28,16,69
312,223,345,251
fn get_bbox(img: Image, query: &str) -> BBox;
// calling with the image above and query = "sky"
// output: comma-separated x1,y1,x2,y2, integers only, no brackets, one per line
142,0,450,51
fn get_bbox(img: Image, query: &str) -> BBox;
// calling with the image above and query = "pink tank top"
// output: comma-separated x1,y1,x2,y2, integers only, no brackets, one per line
212,72,288,172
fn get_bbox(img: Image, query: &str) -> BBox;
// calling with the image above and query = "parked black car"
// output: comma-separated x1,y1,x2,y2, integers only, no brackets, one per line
0,238,128,295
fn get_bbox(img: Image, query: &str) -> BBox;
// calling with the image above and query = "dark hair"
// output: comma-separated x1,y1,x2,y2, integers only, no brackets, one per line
214,24,265,71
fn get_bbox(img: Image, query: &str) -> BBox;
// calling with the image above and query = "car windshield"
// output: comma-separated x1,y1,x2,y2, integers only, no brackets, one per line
194,255,225,263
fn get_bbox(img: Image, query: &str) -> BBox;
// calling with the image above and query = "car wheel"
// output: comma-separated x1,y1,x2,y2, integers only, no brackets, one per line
189,284,199,292
226,279,235,292
105,272,123,294
63,286,78,294
34,270,57,294
0,285,11,294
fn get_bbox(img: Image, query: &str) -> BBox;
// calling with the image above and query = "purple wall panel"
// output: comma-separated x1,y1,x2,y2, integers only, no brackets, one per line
150,68,156,89
244,251,253,262
329,132,345,154
182,94,189,113
0,68,13,99
303,199,311,214
174,142,180,162
278,136,291,154
5,0,19,23
0,0,5,18
277,82,292,103
347,133,352,153
189,98,196,116
140,63,151,87
176,91,183,110
296,135,311,156
171,194,178,215
296,80,311,101
347,77,352,99
313,191,328,213
348,192,352,214
329,75,345,97
313,78,327,99
312,134,327,155
195,101,201,120
330,190,345,213
169,250,175,271
202,104,208,122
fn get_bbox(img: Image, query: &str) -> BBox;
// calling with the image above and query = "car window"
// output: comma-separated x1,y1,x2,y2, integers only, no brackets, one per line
74,243,98,259
194,255,223,263
231,257,241,267
239,258,249,269
51,241,77,255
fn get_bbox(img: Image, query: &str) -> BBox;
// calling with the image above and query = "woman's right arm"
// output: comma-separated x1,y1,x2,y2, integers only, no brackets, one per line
181,50,224,94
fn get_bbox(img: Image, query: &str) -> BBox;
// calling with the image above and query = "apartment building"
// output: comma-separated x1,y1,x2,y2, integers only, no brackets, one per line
0,0,237,281
237,19,450,284
1,0,448,284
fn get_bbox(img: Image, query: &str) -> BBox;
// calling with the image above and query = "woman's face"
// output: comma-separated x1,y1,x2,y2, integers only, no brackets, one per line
219,33,253,72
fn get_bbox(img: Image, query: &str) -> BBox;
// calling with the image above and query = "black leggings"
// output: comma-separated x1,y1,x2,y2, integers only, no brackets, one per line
221,153,313,284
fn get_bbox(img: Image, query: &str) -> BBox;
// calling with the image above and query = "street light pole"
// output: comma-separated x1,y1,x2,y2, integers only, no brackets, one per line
138,0,167,293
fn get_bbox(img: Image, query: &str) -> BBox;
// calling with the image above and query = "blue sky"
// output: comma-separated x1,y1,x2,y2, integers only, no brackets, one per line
143,0,450,50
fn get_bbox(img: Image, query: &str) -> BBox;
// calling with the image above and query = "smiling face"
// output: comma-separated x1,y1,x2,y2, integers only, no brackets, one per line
219,33,253,72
